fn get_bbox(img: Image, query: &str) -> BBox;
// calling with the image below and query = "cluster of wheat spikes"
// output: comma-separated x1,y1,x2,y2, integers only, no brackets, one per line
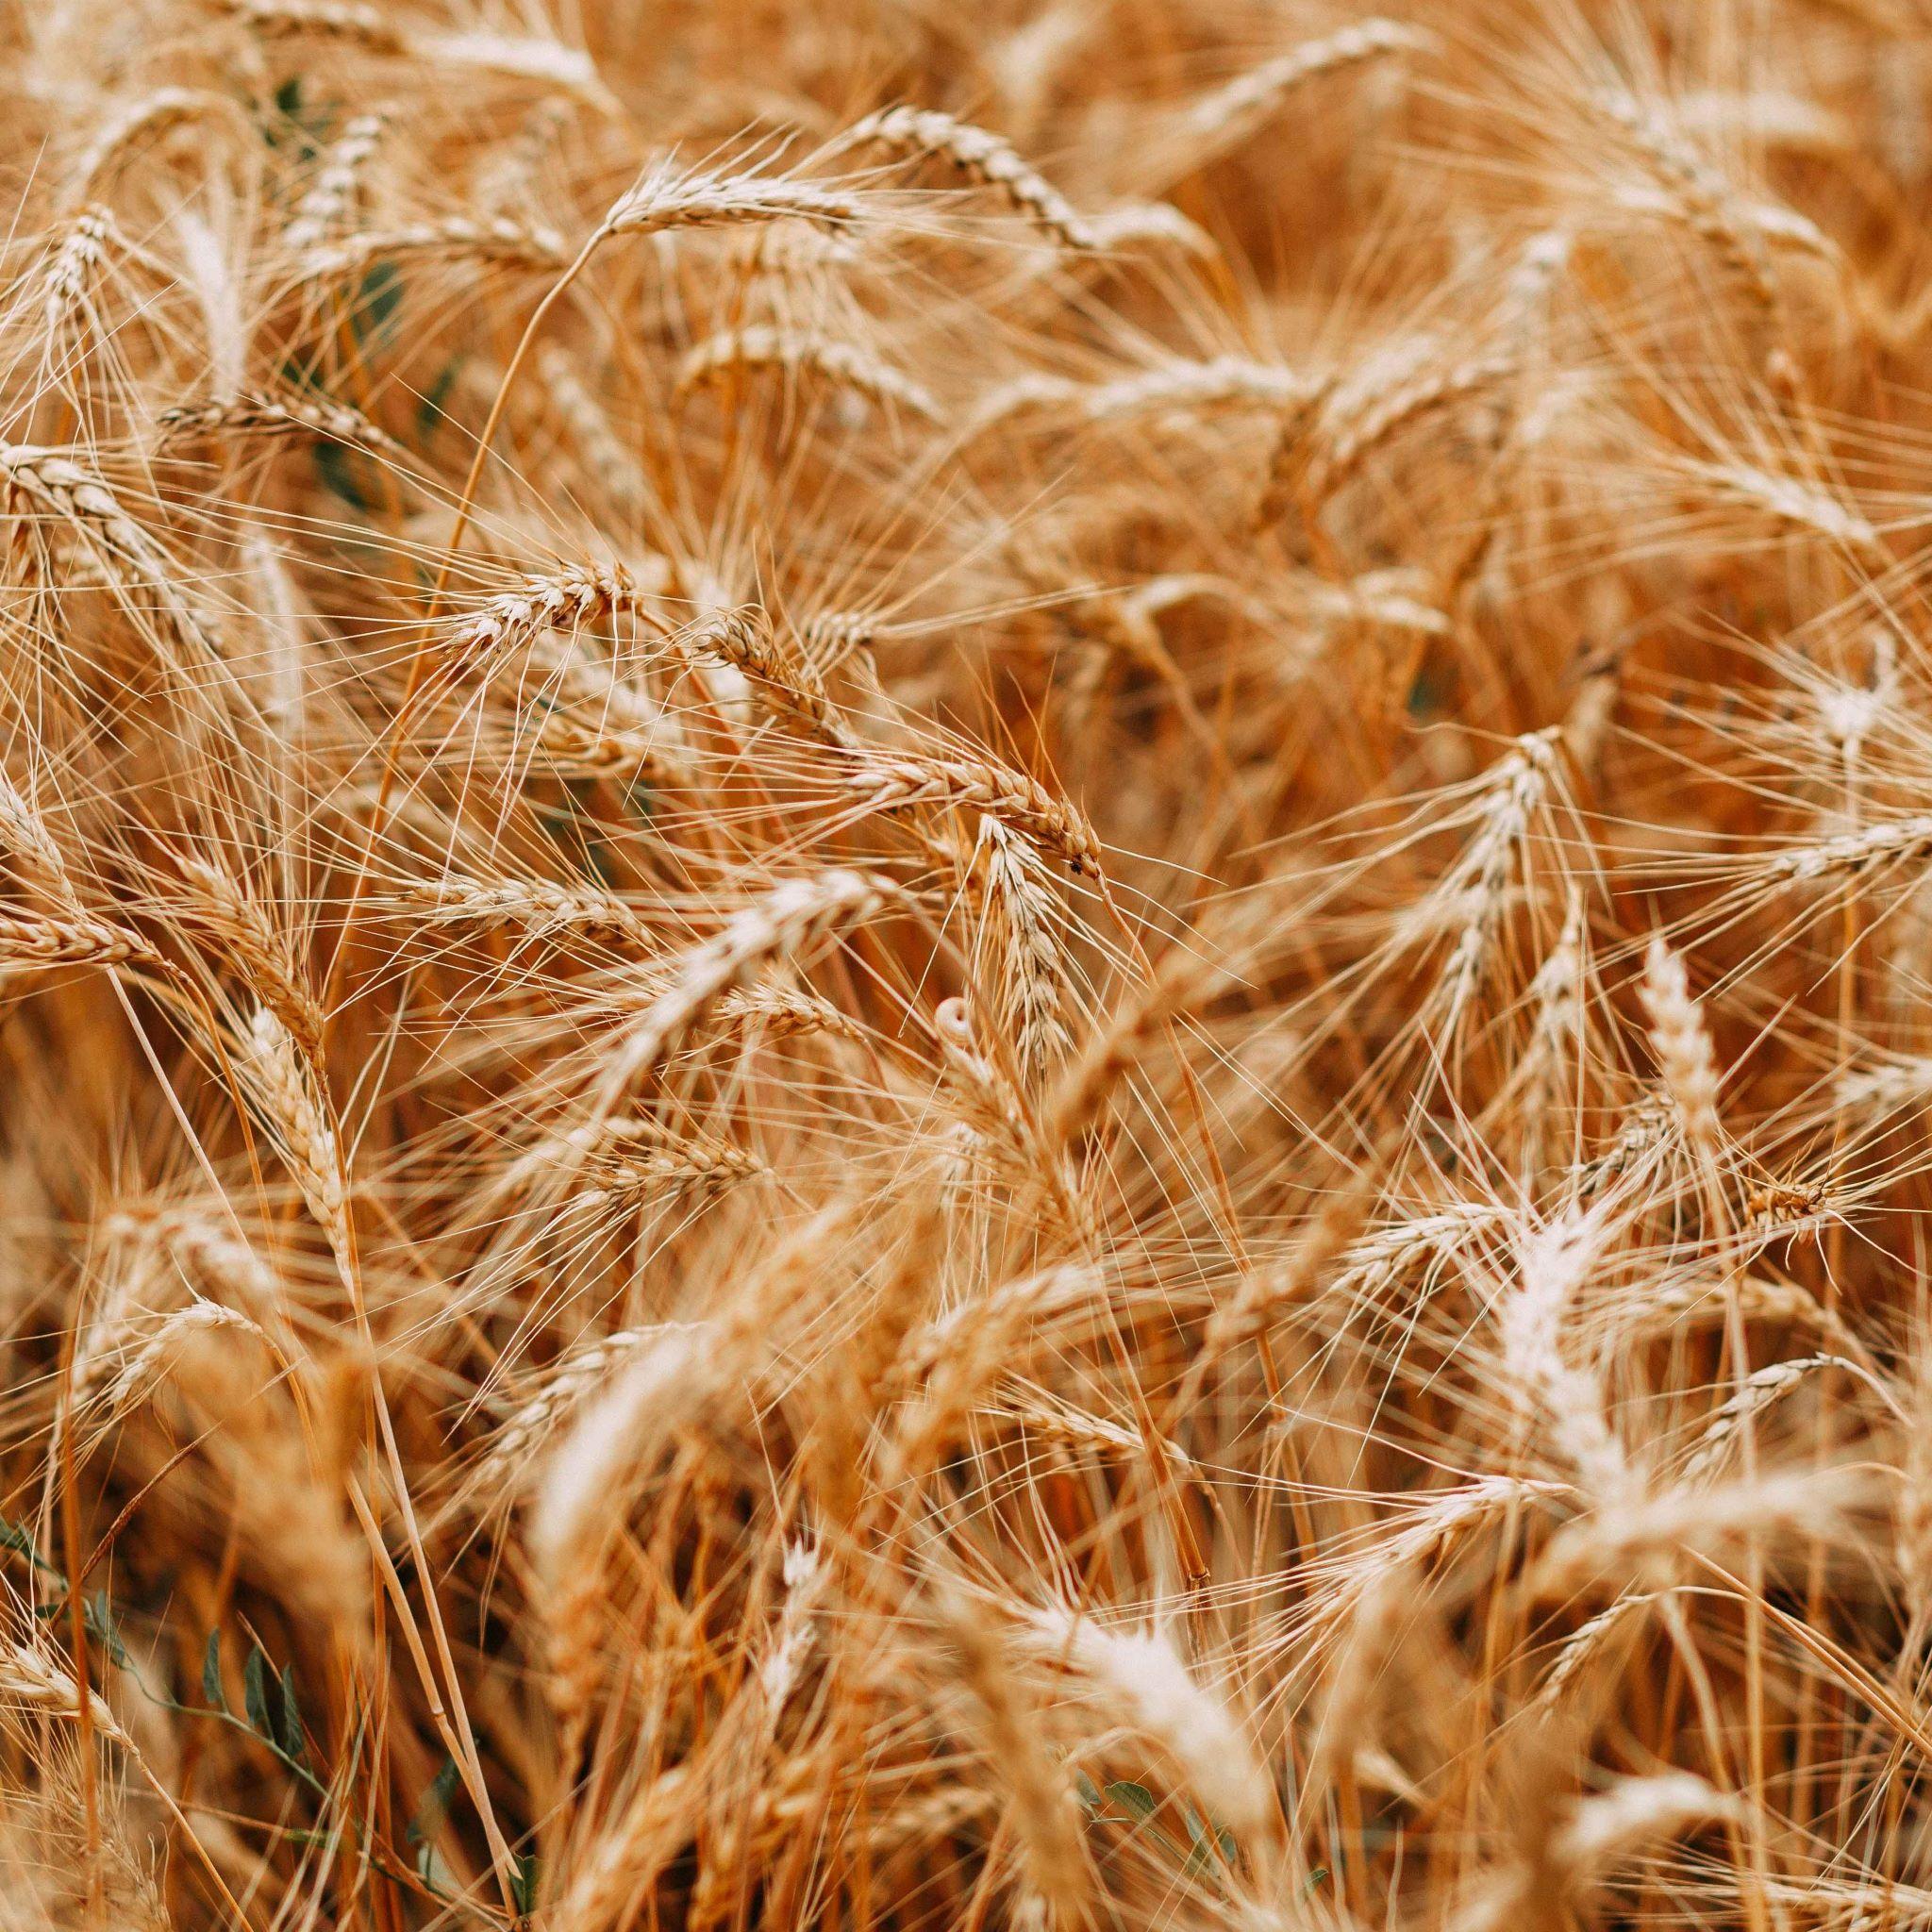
10,0,1932,1926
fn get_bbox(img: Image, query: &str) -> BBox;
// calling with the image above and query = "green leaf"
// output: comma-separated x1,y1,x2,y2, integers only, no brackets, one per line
510,1851,541,1916
408,1755,463,1894
313,439,373,512
1074,1772,1102,1811
1181,1805,1214,1874
277,1662,306,1760
85,1591,128,1667
408,1755,461,1845
243,1645,274,1741
201,1631,225,1712
1106,1780,1158,1824
536,798,615,887
414,1840,454,1892
350,262,405,349
1303,1868,1329,1898
416,359,464,441
264,76,329,163
0,1517,59,1574
1406,663,1446,718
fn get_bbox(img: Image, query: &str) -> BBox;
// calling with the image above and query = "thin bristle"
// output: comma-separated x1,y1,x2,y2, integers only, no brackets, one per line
3,9,1926,1932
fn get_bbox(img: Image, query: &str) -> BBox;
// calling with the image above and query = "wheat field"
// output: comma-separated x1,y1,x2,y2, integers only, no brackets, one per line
5,1,1932,1927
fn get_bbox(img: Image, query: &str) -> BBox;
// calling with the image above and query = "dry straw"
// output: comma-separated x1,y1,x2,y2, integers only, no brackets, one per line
6,8,1929,1932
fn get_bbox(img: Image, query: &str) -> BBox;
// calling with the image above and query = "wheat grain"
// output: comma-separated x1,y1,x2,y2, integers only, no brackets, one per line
678,325,943,423
1593,89,1784,331
0,910,150,971
282,109,387,254
1639,939,1724,1154
594,871,891,1099
0,442,219,658
603,164,861,238
158,391,401,457
0,1646,122,1736
1498,1209,1633,1497
842,752,1098,872
300,216,574,280
932,1591,1090,1925
528,1324,708,1743
536,344,654,520
478,1321,702,1493
835,107,1091,247
5,10,1926,1930
1436,729,1563,1035
42,208,119,335
975,815,1071,1082
216,0,406,49
233,1005,346,1252
1183,21,1429,156
1304,346,1517,508
440,562,653,677
1531,1468,1864,1597
1031,1609,1274,1837
1550,1773,1740,1877
67,87,242,196
1681,1355,1879,1483
94,1300,269,1426
418,31,609,105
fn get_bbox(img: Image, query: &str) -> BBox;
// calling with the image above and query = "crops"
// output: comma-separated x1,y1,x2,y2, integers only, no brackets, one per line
5,0,1932,1926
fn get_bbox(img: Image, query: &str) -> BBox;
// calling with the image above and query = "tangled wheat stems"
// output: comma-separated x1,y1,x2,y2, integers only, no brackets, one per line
5,4,1932,1931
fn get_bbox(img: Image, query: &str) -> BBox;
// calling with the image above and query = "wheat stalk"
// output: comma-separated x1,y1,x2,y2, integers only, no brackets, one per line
158,391,402,457
603,164,862,238
931,1591,1091,1927
300,217,575,281
1183,20,1430,157
678,325,943,423
592,871,892,1103
282,108,388,254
